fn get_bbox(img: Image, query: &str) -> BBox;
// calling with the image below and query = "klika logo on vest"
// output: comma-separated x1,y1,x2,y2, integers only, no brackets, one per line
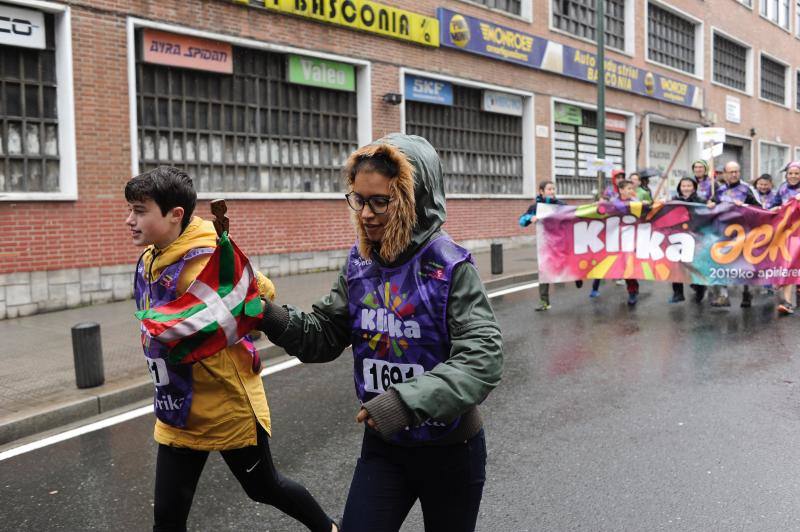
359,281,420,358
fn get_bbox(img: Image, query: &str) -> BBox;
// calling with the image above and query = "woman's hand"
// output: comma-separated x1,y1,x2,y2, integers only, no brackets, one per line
356,407,377,429
706,200,716,208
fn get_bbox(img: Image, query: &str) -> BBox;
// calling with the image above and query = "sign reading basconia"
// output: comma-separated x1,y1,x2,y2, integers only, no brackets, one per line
233,0,439,47
537,200,800,286
439,8,702,109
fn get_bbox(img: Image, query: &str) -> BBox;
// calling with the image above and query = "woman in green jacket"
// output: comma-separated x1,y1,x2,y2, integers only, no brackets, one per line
258,134,503,532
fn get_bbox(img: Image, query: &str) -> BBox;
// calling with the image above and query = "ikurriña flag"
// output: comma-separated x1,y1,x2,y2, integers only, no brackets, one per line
135,232,264,364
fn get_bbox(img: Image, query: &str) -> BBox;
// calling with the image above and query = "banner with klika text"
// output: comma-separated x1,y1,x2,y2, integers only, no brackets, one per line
537,199,800,285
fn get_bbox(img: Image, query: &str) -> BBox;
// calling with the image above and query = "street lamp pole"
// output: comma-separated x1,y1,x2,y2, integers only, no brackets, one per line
596,0,606,198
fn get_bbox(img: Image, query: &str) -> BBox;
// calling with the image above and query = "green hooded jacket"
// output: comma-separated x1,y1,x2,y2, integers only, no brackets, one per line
260,134,503,443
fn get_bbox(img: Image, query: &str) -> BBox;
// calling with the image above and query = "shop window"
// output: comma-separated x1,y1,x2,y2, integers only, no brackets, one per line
760,0,790,29
471,0,522,16
647,4,696,74
136,41,358,193
553,106,625,196
713,34,747,92
0,13,59,193
552,0,626,51
759,142,788,177
405,85,523,195
760,55,786,104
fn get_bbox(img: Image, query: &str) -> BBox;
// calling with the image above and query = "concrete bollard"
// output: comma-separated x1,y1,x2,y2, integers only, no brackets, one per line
71,322,105,389
490,243,503,275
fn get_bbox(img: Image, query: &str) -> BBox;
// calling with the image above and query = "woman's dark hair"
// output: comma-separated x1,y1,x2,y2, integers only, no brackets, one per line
124,166,196,230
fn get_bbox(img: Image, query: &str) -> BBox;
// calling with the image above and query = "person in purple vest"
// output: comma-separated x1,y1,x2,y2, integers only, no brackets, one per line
772,162,800,314
258,134,503,532
692,160,714,202
125,167,339,532
706,161,759,308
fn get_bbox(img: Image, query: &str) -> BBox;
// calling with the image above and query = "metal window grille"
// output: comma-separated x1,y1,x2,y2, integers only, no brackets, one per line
470,0,522,16
0,13,59,193
552,0,626,50
553,110,625,196
405,85,523,195
759,143,788,177
647,4,695,74
713,34,747,92
760,55,786,104
136,39,358,193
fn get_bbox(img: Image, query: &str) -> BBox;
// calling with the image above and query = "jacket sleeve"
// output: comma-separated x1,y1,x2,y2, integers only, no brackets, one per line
260,266,353,363
364,261,503,434
518,203,537,227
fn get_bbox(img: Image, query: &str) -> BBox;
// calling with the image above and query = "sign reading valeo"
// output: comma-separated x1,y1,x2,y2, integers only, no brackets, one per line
288,55,355,91
0,4,45,50
234,0,439,47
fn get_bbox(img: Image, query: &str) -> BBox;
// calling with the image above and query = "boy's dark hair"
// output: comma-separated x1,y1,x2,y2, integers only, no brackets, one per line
755,173,773,184
347,151,399,181
617,179,633,189
125,166,196,230
537,180,554,192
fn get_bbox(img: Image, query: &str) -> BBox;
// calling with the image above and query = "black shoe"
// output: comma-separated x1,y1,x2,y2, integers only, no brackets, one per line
575,280,584,288
693,286,706,303
740,292,752,308
669,293,685,303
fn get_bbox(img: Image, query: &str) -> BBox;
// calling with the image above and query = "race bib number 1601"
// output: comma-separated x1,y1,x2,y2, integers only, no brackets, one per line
363,358,424,394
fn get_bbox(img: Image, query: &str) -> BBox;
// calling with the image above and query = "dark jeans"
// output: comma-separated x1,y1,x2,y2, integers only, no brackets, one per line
153,425,332,532
341,429,487,532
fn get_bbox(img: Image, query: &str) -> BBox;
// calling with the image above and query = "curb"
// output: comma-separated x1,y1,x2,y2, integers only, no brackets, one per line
0,270,537,446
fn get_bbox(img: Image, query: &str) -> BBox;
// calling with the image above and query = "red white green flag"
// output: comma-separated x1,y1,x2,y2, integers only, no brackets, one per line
135,232,264,364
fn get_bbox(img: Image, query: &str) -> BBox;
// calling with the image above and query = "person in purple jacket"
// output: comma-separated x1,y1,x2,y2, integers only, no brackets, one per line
773,162,800,314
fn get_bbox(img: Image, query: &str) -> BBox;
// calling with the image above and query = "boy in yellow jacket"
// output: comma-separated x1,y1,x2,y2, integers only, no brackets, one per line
125,166,337,532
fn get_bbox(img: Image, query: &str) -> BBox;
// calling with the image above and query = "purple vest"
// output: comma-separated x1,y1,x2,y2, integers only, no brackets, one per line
755,189,777,209
775,181,800,206
697,178,713,202
347,235,472,443
135,247,213,427
716,182,751,203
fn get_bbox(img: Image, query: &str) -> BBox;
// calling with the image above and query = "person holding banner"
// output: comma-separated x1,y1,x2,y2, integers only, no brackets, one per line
707,161,759,308
629,172,653,203
772,162,800,314
691,160,714,202
258,134,503,532
670,176,707,303
125,168,340,532
753,174,777,209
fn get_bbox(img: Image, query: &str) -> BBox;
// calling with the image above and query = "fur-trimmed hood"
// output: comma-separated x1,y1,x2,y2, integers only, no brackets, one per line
344,134,446,265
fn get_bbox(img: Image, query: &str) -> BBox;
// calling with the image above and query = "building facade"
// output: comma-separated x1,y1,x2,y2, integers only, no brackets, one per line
1,0,799,318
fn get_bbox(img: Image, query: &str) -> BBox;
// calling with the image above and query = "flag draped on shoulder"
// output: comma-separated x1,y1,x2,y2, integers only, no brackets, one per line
135,232,264,364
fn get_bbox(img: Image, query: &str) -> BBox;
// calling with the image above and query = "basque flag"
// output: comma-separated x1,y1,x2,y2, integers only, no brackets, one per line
135,232,263,364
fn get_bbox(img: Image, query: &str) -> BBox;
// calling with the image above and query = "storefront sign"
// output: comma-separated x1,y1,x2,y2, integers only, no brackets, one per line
0,5,45,50
649,123,691,192
554,103,582,125
234,0,439,47
605,113,627,133
288,55,355,91
142,29,233,74
405,75,453,105
438,8,703,110
482,90,523,116
726,95,741,124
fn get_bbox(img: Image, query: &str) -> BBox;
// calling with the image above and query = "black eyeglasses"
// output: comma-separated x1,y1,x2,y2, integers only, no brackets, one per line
345,192,392,214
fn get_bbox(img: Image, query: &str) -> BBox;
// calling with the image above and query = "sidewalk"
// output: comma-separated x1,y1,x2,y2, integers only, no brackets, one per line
0,244,537,446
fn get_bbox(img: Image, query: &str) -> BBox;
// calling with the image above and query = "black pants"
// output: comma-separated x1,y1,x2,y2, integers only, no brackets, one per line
153,425,332,532
341,429,486,532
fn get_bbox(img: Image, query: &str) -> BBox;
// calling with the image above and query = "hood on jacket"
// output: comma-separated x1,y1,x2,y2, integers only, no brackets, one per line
675,176,698,198
344,134,444,265
142,216,217,280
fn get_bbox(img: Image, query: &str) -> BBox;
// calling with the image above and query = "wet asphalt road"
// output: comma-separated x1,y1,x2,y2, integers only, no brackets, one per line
3,282,800,531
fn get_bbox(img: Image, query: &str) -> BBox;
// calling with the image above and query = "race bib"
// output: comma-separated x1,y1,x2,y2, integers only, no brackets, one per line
363,358,424,394
146,357,170,387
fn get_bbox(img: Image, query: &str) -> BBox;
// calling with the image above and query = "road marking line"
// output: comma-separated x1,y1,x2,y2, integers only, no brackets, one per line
488,282,539,298
0,357,303,462
0,284,531,461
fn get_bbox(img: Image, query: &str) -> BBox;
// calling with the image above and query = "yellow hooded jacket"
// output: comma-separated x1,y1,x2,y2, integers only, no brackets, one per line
140,216,272,450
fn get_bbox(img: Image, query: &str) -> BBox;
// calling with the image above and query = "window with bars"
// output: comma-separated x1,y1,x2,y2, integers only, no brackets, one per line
469,0,522,16
553,109,625,197
761,0,790,28
647,4,696,74
136,38,358,194
760,55,786,104
552,0,626,51
405,85,523,195
0,13,59,193
759,142,788,177
713,34,747,92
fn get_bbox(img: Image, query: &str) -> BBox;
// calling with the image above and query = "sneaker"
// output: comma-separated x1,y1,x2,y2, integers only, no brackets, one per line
615,280,625,286
740,291,752,308
777,301,794,315
535,300,551,311
589,289,599,298
669,294,685,303
710,296,730,307
627,292,638,305
575,280,584,288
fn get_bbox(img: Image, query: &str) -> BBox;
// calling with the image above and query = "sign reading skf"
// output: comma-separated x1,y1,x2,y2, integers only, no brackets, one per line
142,29,233,74
0,5,45,50
405,75,453,105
